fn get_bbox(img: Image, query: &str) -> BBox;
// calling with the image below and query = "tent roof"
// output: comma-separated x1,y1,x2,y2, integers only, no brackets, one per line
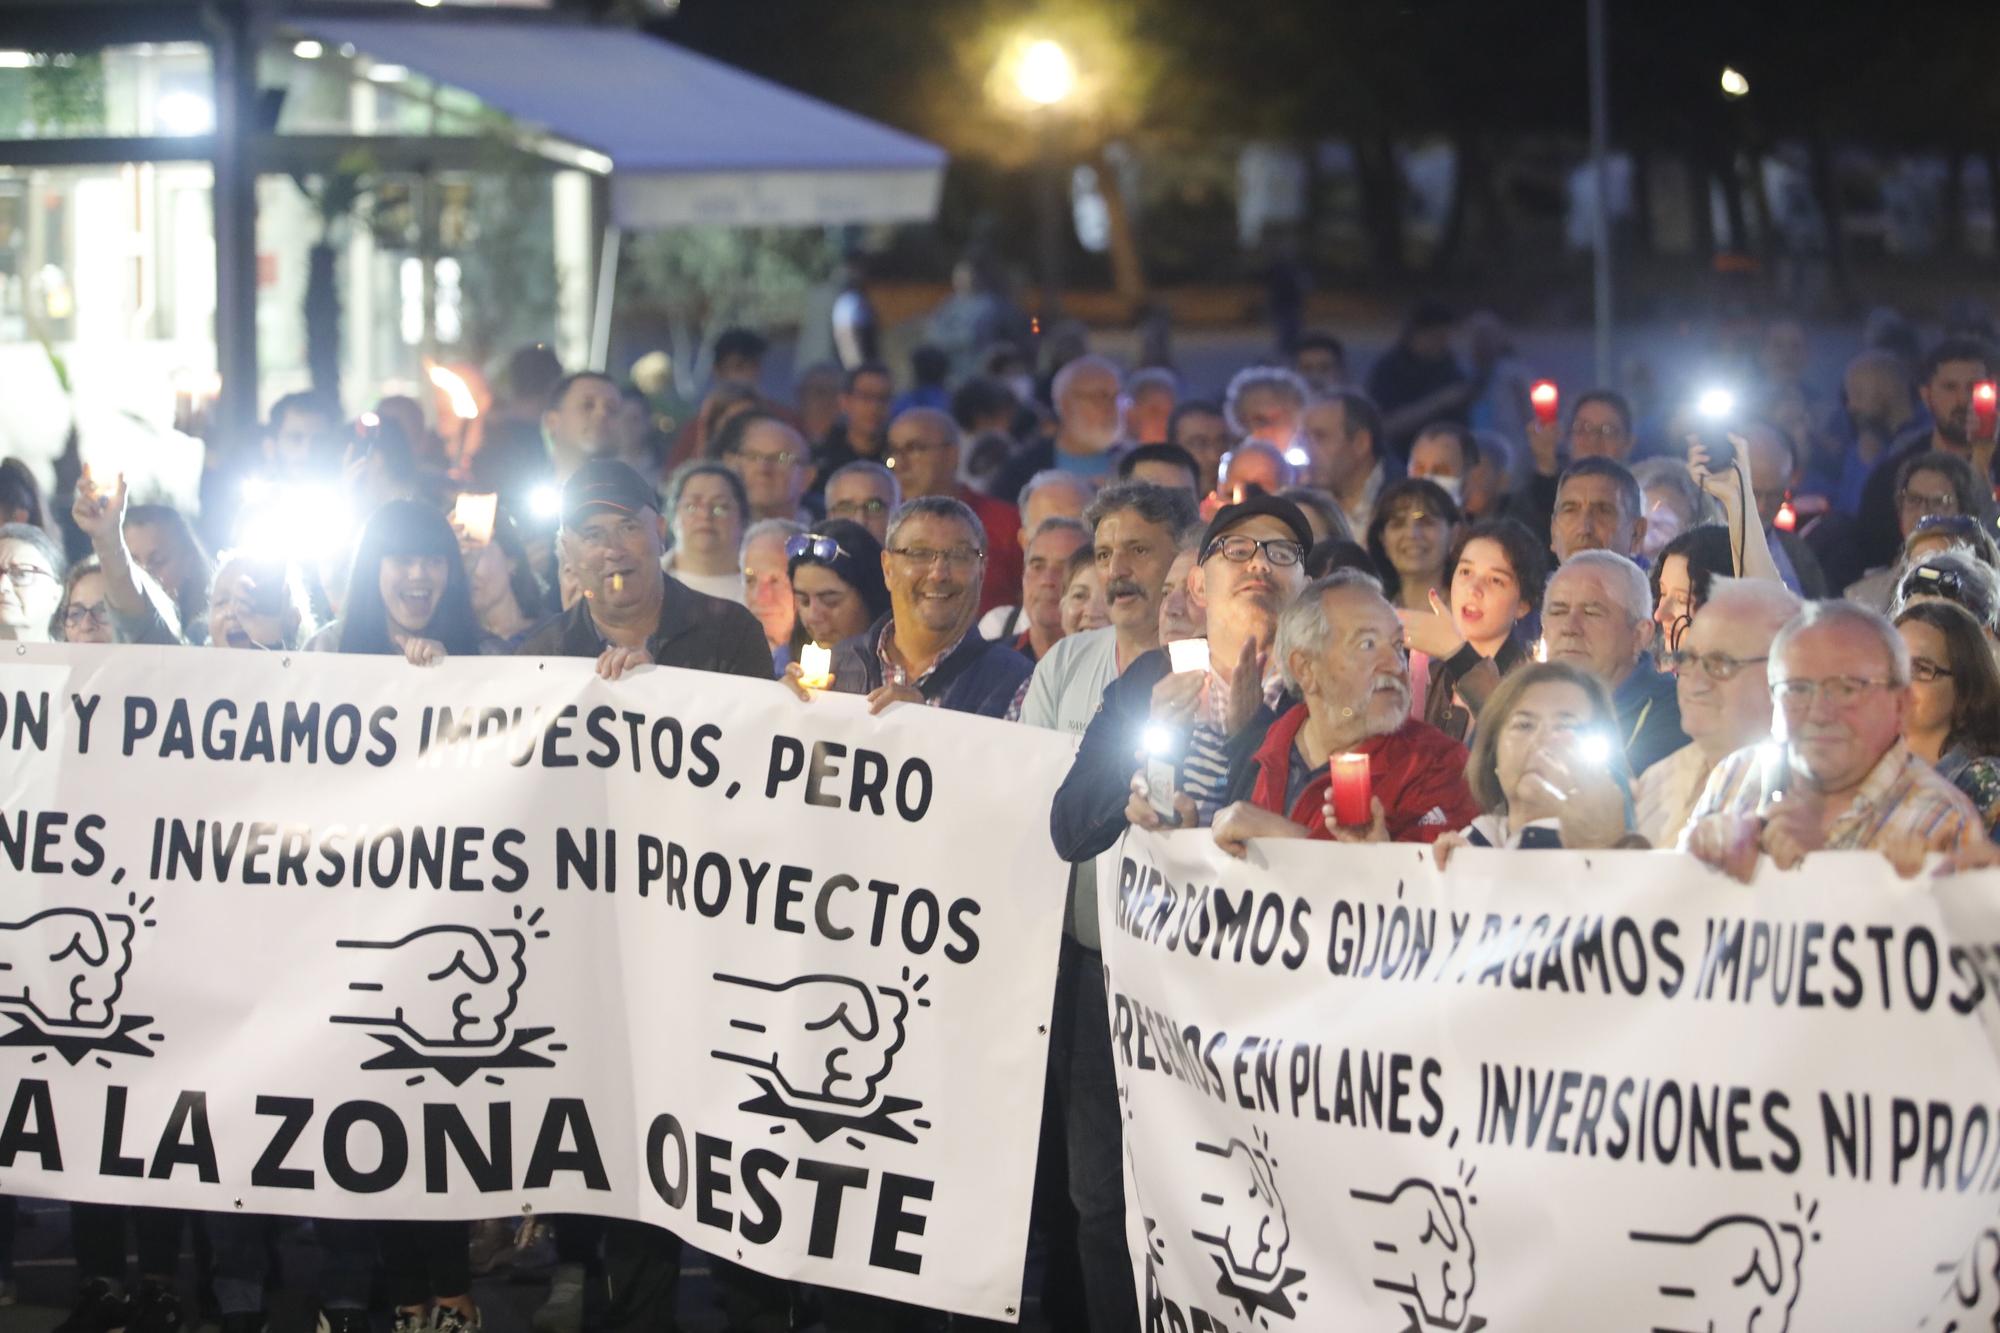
299,15,946,228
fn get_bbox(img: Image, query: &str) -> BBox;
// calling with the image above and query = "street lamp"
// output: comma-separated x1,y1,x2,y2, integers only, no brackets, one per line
1008,38,1076,324
1720,66,1749,99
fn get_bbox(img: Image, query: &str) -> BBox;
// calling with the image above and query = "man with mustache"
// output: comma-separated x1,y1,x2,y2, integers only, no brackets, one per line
1854,338,1995,571
1209,570,1481,853
1686,600,1984,880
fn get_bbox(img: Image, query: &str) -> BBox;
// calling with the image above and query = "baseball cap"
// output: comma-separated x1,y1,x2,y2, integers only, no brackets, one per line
562,459,658,529
1199,493,1314,560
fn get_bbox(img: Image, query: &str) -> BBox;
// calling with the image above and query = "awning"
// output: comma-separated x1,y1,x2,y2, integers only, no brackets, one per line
297,15,947,228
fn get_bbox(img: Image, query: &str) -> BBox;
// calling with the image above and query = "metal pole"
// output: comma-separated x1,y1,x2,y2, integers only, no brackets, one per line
208,0,262,446
1036,109,1063,323
589,225,622,371
1587,0,1612,386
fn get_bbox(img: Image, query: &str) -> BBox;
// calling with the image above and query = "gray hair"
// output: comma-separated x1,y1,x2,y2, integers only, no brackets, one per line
889,405,962,448
885,495,986,553
1772,599,1911,687
1051,354,1122,405
1029,515,1089,547
1223,365,1309,437
1083,481,1202,542
741,518,805,560
1221,439,1297,489
1126,366,1179,398
0,522,65,583
1697,576,1803,639
1549,550,1652,624
1274,570,1387,692
1016,467,1096,514
1632,456,1717,527
826,458,901,507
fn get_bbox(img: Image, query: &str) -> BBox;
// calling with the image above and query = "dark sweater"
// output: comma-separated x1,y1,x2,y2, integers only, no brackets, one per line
514,576,774,679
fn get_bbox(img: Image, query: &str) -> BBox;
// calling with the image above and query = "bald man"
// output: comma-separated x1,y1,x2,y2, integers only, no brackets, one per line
885,406,1023,615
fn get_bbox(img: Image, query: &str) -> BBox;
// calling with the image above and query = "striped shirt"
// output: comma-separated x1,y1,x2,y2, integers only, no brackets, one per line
1181,665,1289,823
1682,739,1984,854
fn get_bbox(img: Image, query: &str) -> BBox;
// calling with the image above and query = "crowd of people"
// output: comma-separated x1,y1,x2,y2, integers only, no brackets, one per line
5,296,2000,1333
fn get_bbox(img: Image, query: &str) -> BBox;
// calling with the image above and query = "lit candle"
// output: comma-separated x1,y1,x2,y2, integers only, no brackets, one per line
1329,752,1372,827
1976,381,1997,443
1530,379,1559,427
1167,638,1210,675
799,643,834,689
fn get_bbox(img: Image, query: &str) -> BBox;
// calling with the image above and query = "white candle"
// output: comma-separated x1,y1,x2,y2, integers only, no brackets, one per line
799,643,833,687
1167,638,1211,675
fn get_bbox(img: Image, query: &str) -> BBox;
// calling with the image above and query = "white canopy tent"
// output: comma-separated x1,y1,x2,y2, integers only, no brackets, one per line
298,13,948,361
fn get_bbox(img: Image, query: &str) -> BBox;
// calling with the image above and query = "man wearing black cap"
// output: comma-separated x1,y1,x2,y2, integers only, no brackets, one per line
1042,492,1311,1333
516,459,773,679
516,458,774,1333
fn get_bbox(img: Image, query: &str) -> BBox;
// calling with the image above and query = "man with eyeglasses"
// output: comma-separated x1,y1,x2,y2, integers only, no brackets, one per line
1510,389,1636,548
713,409,812,523
0,522,65,643
516,459,772,682
1636,577,1802,846
884,407,1023,616
822,459,900,544
1686,600,1984,880
806,362,896,499
826,495,1030,716
1542,550,1688,774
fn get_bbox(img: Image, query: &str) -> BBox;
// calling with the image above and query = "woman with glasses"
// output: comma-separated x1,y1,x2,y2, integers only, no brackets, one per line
1430,661,1635,863
1846,451,1987,611
0,522,64,643
661,461,749,602
51,557,113,644
1896,599,2000,837
1364,477,1462,614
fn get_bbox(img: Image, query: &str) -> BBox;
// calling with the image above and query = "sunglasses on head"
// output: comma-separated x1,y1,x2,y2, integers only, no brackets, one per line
785,533,849,564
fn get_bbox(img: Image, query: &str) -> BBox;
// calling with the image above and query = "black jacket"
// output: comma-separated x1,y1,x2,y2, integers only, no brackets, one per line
515,576,774,680
1049,647,1291,864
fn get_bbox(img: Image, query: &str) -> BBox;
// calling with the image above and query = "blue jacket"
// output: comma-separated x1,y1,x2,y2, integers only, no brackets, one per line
830,615,1031,719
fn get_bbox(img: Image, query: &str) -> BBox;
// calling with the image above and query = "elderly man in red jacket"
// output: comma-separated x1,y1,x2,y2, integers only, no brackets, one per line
1212,568,1479,854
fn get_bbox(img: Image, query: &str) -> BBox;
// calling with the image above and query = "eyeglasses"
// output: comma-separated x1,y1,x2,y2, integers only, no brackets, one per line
1770,676,1898,707
1911,658,1955,684
62,602,110,630
1570,421,1627,441
676,500,737,519
888,545,983,569
829,497,889,519
2,563,56,588
888,437,951,457
1899,488,1960,515
1666,649,1768,681
785,533,850,563
737,449,800,468
1202,535,1305,567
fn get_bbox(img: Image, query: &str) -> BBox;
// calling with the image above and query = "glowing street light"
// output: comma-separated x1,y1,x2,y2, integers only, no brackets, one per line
1720,66,1749,98
1015,39,1076,107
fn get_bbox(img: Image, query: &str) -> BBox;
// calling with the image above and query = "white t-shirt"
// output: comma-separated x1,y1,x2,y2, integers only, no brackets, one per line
1019,626,1125,947
661,555,745,604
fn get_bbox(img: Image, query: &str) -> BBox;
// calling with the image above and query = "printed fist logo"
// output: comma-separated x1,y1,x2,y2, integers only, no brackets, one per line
1189,1131,1307,1323
0,900,161,1066
331,907,557,1087
711,968,929,1146
1629,1196,1818,1333
1927,1227,2000,1331
1350,1167,1484,1331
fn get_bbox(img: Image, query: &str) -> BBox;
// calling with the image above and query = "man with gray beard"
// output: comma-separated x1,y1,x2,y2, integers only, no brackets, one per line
1209,570,1481,852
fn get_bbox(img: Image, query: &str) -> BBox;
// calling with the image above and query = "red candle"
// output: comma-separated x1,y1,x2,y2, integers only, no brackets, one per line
1530,379,1559,427
1975,381,1996,443
1329,752,1372,826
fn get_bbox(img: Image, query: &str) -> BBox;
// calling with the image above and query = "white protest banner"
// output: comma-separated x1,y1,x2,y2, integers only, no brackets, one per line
1101,830,2000,1331
0,644,1075,1321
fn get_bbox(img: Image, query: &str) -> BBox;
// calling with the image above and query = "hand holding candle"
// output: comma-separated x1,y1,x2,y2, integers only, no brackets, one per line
1530,379,1559,427
798,643,834,690
1975,381,1997,444
1329,752,1373,827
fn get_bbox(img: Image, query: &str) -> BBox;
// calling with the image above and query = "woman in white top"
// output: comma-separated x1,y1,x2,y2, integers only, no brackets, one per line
662,460,749,602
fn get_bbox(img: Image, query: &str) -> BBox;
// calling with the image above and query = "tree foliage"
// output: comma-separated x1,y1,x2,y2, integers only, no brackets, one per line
620,227,838,393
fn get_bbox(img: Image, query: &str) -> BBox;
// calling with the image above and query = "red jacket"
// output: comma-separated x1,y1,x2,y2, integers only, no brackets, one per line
960,485,1023,617
1247,705,1479,844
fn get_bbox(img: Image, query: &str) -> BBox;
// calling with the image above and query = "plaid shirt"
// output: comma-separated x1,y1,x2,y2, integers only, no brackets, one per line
1683,739,1984,854
877,623,971,709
